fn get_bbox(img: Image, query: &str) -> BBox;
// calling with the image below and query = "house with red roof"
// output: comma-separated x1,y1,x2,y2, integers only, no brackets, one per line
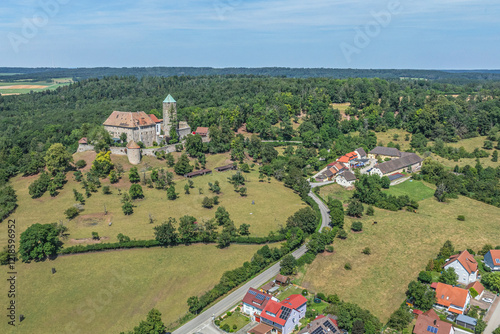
149,114,163,136
413,309,454,334
466,281,485,300
484,249,500,271
443,250,478,285
242,288,274,322
433,282,471,315
260,294,307,334
298,314,339,334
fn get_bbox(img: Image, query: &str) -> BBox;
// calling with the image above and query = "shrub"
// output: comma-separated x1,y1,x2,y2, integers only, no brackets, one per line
326,245,334,253
344,263,352,270
227,311,232,317
302,289,308,296
202,196,214,208
366,206,375,216
129,184,144,199
64,207,79,219
418,271,433,284
337,229,348,239
92,232,100,240
233,324,237,330
102,185,111,194
457,215,465,221
75,160,87,169
351,221,363,232
362,247,371,255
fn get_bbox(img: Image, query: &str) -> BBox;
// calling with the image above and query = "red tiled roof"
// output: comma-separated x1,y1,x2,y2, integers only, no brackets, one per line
248,323,273,334
261,294,306,326
413,309,423,315
435,282,469,308
413,309,453,334
78,137,88,144
488,250,500,265
444,250,477,274
242,288,272,311
337,156,350,163
333,162,345,172
448,307,463,315
275,274,289,283
103,111,156,128
466,281,484,296
281,294,307,310
149,114,162,123
127,140,140,149
196,127,209,135
431,282,438,289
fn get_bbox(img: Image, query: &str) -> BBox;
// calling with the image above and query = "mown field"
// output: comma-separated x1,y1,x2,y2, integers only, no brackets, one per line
383,180,435,202
2,152,305,246
299,182,500,322
0,78,72,95
0,244,269,334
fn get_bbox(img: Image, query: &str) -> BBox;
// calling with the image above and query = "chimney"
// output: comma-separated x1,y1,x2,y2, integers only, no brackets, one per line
434,320,437,325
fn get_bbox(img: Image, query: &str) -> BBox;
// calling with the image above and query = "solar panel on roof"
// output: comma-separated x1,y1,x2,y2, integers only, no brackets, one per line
427,326,438,333
256,294,266,301
324,320,337,332
248,290,257,295
279,306,292,320
312,327,325,334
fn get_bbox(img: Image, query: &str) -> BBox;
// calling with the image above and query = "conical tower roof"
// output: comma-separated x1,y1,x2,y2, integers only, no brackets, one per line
127,140,140,149
163,94,176,103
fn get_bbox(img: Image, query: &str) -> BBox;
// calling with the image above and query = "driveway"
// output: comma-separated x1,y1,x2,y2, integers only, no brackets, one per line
471,291,497,310
484,293,500,334
359,159,377,174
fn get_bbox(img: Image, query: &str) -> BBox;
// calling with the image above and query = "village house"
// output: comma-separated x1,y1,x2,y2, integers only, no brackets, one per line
336,170,357,187
433,282,471,315
466,281,485,300
242,288,274,322
195,126,209,137
413,309,454,334
298,314,339,334
370,152,422,177
443,250,478,285
484,249,500,271
260,294,307,334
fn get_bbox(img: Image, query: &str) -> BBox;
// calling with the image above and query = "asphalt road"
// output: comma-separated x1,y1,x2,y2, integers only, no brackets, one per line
173,187,331,334
484,296,500,334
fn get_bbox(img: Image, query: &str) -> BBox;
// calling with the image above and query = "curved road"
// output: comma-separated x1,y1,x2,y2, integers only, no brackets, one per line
173,185,331,334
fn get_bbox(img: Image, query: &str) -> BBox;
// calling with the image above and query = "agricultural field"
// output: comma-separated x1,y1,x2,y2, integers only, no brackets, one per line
299,188,500,322
0,78,72,95
2,152,305,246
0,244,269,334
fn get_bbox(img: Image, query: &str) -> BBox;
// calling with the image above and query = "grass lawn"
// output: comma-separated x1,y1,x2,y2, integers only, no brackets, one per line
276,286,304,301
383,180,435,202
317,184,353,203
219,311,251,332
375,129,413,151
2,153,305,246
299,195,500,323
0,244,268,334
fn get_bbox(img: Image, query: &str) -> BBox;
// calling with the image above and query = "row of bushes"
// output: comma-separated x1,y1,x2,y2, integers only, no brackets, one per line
58,239,161,254
230,234,287,244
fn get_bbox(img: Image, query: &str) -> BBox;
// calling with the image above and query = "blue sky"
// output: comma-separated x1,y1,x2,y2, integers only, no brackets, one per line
0,0,499,69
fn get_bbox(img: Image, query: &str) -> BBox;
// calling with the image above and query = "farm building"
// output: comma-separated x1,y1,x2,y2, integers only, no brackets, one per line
370,153,422,177
336,170,356,187
184,169,212,178
215,164,237,172
368,146,402,160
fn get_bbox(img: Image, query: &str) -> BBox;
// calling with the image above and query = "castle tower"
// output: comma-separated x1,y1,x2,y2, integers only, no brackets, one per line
127,140,141,165
163,94,177,137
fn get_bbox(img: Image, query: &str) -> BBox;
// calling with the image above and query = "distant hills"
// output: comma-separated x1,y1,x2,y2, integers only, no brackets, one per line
1,67,500,82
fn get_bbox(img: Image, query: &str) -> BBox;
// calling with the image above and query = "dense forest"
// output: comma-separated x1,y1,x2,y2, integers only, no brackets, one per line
2,67,500,82
1,75,499,220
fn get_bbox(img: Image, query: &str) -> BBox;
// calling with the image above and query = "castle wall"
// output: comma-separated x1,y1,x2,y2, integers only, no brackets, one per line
104,125,157,148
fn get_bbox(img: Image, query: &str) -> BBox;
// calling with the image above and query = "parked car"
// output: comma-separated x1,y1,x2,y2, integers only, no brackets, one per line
482,297,493,303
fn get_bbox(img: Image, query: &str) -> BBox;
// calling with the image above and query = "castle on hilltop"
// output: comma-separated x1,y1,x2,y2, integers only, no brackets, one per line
102,94,191,147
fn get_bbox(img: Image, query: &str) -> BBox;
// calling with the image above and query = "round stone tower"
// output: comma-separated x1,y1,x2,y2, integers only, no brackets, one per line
127,140,141,165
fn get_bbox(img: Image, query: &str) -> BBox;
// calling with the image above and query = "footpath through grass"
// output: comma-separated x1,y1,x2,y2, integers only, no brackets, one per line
0,244,268,334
